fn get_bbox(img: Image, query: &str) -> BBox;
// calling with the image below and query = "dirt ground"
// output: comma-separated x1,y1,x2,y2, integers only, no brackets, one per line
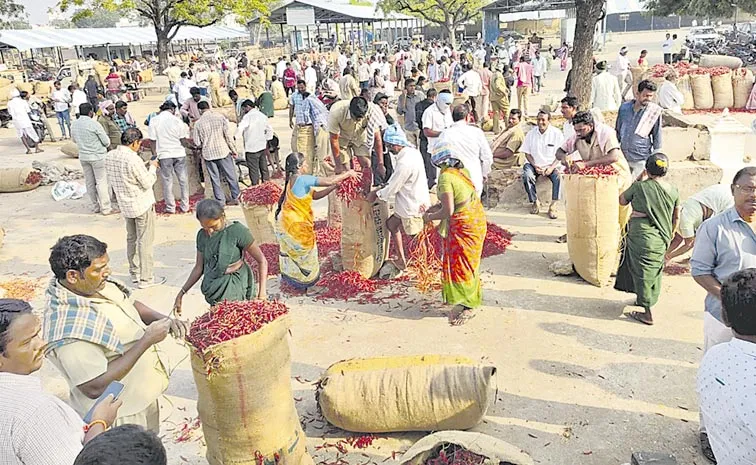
0,30,735,465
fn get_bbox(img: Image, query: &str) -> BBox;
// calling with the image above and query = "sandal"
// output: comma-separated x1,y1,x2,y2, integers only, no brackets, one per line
449,306,475,326
629,311,654,326
530,200,540,215
548,202,558,219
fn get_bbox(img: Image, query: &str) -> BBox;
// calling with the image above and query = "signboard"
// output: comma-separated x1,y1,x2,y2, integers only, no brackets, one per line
619,14,630,20
286,6,315,26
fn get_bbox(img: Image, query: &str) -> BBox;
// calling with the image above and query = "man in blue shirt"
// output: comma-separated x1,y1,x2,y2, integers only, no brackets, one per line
691,166,756,462
615,79,662,180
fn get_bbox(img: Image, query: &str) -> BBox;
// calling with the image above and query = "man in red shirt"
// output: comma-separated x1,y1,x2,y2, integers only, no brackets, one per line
513,56,534,117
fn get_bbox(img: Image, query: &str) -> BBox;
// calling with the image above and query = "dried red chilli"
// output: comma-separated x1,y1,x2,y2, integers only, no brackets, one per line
186,300,289,352
482,223,514,258
314,222,341,258
336,174,364,206
568,165,618,177
424,444,487,465
173,417,202,443
245,243,281,276
24,170,42,185
155,192,204,215
315,271,378,301
407,225,443,293
664,262,689,276
345,434,377,449
240,181,283,206
709,66,732,77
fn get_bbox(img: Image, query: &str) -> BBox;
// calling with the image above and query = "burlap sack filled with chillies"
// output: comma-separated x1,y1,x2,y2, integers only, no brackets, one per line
732,68,755,109
189,308,313,465
318,355,496,433
400,431,535,465
0,168,42,193
341,199,389,278
711,68,734,109
240,182,283,245
690,72,714,110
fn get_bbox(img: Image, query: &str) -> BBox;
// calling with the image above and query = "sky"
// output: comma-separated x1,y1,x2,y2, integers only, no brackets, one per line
18,0,59,25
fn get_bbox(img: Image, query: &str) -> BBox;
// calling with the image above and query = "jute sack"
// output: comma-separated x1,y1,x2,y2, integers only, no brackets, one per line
630,66,650,99
190,316,313,465
564,174,620,287
296,126,316,174
700,54,743,69
33,80,53,97
61,142,79,158
678,75,695,110
341,199,389,278
712,70,734,109
16,82,33,94
0,77,11,87
0,168,41,193
691,74,714,110
241,203,277,245
274,97,288,110
400,431,535,465
318,355,496,433
733,69,755,109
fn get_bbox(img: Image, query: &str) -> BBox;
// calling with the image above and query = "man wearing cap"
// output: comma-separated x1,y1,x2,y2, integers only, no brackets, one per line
613,47,632,101
367,125,430,272
591,61,622,111
327,96,387,178
422,89,454,156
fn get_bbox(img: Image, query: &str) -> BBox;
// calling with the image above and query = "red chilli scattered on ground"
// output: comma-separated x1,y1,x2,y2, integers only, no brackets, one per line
239,181,283,206
155,192,204,216
407,225,443,294
315,435,379,453
0,278,40,301
482,223,514,259
315,271,378,301
568,165,618,177
186,300,289,352
664,262,690,276
24,170,42,185
173,417,202,443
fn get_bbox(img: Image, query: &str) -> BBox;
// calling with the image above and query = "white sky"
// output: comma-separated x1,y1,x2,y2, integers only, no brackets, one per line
17,0,59,25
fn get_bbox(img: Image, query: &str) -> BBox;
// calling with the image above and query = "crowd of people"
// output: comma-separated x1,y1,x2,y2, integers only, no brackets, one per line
4,31,756,465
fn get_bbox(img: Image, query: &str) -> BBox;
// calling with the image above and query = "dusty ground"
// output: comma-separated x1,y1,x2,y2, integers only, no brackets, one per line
0,29,737,465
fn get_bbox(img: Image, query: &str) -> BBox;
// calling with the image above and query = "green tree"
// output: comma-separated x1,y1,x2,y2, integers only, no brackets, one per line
72,9,121,28
571,0,605,109
377,0,482,45
0,0,25,28
59,0,271,70
6,19,30,29
645,0,740,18
50,18,77,28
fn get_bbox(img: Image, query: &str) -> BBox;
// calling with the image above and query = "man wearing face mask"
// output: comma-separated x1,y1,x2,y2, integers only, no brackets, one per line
616,79,663,180
422,89,454,157
43,235,188,433
327,96,387,179
366,125,430,272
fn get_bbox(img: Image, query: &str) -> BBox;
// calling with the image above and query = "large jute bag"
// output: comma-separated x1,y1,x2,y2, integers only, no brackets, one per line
700,54,743,69
678,75,695,110
241,204,277,245
33,80,53,97
733,69,755,109
15,82,33,94
564,174,620,287
0,167,41,193
318,355,496,433
691,74,714,109
341,199,389,278
712,70,734,109
400,431,535,465
190,316,313,465
630,66,650,99
61,142,79,158
274,97,288,110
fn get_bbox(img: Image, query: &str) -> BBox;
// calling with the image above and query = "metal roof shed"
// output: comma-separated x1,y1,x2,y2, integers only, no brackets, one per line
481,0,576,43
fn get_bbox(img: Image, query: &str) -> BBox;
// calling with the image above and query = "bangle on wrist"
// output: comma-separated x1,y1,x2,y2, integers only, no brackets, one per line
179,288,187,295
84,419,109,433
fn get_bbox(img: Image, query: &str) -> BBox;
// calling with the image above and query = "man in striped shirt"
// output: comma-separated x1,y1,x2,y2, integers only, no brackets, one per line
192,101,240,204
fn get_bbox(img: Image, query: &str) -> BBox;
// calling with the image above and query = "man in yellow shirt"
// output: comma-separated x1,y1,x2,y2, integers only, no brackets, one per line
43,234,188,433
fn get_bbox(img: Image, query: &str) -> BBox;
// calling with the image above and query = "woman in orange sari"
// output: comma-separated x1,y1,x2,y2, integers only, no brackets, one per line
275,152,356,290
423,141,488,325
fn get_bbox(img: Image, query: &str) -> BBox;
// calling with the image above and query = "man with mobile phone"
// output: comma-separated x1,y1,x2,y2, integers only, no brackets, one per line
0,299,122,465
43,235,189,433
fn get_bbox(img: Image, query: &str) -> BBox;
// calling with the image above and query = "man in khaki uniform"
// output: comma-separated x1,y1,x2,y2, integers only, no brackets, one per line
207,67,223,107
250,66,265,99
328,96,386,176
491,109,525,169
339,67,360,101
489,65,510,135
556,110,633,228
43,235,188,433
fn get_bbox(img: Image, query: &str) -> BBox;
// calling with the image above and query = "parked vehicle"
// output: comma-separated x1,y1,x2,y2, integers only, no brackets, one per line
686,26,724,45
734,22,756,44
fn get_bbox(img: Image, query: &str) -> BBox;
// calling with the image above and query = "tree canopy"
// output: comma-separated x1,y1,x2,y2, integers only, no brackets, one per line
72,9,122,28
644,0,746,18
0,0,25,28
378,0,482,44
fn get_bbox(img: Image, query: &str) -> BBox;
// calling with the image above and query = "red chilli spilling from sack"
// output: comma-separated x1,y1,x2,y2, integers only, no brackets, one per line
315,271,378,301
568,165,618,177
424,444,487,465
244,243,281,277
687,67,712,76
186,300,289,352
155,192,204,215
240,181,283,206
24,170,42,185
336,173,364,206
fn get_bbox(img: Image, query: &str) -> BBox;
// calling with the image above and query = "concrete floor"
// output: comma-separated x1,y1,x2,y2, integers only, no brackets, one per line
0,29,737,465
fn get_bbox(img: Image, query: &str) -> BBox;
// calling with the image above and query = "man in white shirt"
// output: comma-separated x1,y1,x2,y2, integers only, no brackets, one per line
304,61,318,94
70,84,88,117
658,72,685,114
433,104,493,197
662,33,673,64
591,61,622,111
174,72,196,105
698,268,756,465
357,57,371,91
532,50,548,94
338,53,348,77
276,57,287,79
236,99,273,185
613,46,632,100
147,100,190,214
422,90,454,157
8,90,42,154
521,110,564,218
367,125,430,271
473,46,487,66
52,80,72,139
560,96,578,141
457,64,483,123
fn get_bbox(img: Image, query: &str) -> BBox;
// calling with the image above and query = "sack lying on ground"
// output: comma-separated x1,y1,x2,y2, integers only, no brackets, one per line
400,431,535,465
0,168,42,193
318,355,496,433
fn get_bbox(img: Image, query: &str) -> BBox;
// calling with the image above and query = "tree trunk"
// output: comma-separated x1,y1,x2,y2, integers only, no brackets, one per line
572,0,605,109
444,19,456,48
156,28,170,73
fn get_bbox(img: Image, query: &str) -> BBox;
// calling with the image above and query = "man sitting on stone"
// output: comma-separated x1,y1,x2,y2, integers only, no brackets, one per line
521,110,564,219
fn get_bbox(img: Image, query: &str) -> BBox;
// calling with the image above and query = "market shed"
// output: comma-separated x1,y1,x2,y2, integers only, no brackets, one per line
481,0,577,44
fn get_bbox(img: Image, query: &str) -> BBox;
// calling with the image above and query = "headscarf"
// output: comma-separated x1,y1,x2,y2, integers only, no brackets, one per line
431,140,454,167
99,99,114,116
383,123,410,147
436,91,453,112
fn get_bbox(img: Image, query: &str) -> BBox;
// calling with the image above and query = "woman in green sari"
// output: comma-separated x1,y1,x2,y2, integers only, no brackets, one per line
173,199,269,313
615,153,680,325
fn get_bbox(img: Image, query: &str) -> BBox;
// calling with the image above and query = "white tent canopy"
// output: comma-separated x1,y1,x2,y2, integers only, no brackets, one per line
0,26,249,51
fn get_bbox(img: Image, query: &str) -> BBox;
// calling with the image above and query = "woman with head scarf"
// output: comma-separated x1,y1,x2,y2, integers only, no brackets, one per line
275,153,357,291
614,153,680,325
422,141,487,325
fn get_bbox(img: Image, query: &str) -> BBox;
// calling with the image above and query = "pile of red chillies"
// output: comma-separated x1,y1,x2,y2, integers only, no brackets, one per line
664,262,689,276
186,300,289,352
425,445,487,465
482,223,514,258
568,165,618,177
24,170,42,185
155,192,204,215
245,243,281,277
336,174,364,206
240,181,283,206
315,271,378,301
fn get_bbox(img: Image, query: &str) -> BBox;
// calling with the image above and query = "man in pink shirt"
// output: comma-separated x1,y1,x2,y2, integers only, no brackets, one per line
479,64,493,126
514,56,534,117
